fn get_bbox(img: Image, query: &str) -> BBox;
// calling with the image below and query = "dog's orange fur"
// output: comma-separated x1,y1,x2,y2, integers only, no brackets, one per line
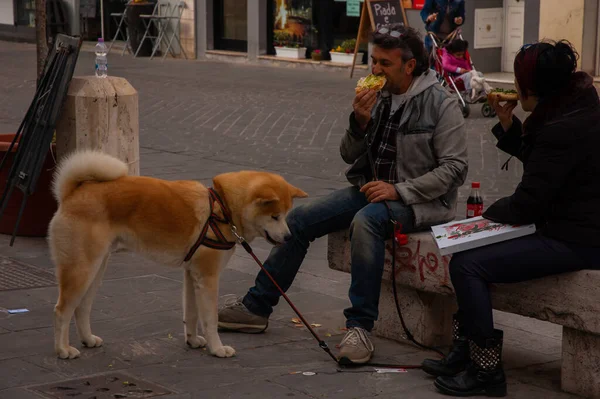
49,150,307,359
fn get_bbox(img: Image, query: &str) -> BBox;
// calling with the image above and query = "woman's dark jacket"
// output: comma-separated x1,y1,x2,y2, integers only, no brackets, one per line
484,72,600,247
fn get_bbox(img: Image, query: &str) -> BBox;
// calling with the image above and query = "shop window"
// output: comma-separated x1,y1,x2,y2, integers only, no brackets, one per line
272,0,317,51
16,0,36,27
270,0,368,62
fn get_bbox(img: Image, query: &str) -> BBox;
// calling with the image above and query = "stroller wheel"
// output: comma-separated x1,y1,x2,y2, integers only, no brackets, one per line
482,102,493,118
460,103,471,118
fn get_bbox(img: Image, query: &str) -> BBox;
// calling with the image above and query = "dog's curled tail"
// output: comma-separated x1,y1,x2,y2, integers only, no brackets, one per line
52,150,129,203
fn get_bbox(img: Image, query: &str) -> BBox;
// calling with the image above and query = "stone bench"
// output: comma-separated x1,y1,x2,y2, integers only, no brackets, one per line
327,230,600,398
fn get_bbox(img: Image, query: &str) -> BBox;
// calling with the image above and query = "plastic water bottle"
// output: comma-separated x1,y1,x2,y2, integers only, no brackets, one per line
95,38,108,78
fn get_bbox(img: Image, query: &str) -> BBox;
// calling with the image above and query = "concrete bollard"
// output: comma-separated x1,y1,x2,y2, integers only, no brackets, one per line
55,76,140,176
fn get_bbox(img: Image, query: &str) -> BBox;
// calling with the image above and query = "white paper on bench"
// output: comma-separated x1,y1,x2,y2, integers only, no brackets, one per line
430,216,536,256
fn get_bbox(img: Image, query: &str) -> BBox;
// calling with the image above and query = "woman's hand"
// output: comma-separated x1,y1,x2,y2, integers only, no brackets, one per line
491,96,518,132
353,89,377,132
427,13,438,23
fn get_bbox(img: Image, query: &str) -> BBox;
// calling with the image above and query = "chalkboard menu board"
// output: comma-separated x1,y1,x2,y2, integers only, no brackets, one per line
349,0,408,78
367,0,407,31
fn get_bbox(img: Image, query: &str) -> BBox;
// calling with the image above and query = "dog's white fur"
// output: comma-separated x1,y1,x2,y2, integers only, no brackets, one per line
48,150,307,360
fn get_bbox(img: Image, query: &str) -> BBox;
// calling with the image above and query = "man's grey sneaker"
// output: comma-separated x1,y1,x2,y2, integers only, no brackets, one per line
337,327,374,365
217,296,268,333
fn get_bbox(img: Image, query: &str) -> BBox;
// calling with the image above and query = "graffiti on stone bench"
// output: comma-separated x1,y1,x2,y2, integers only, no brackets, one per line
384,239,453,289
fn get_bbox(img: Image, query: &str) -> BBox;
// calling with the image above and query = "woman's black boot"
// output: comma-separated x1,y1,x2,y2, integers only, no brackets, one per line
434,329,507,397
421,314,469,377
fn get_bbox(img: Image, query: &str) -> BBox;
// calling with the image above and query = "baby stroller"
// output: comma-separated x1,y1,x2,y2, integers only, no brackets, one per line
428,30,496,119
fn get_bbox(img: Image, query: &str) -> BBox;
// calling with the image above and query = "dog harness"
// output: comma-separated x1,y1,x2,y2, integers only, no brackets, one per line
184,188,236,262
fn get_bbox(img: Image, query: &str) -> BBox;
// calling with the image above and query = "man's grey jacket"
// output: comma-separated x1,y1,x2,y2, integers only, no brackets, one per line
341,70,468,228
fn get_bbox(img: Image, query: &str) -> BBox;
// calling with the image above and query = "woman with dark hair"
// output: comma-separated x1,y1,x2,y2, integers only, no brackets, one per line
421,40,600,397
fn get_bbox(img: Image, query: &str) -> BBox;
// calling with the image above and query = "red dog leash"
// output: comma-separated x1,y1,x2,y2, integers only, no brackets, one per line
231,227,339,363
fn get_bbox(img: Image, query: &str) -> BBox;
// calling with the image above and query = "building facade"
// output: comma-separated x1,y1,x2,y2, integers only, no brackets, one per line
194,0,600,75
455,0,599,75
1,0,599,76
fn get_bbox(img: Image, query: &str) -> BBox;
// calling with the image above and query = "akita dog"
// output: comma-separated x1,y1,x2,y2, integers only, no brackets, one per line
48,150,307,359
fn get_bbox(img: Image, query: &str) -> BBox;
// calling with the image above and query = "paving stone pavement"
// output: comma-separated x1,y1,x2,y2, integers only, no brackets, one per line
0,41,577,399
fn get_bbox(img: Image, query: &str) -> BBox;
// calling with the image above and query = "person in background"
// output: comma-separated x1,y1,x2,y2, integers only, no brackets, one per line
442,39,490,100
422,40,600,397
421,0,466,55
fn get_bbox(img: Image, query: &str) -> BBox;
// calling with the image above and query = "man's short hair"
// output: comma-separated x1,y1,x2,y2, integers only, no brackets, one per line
371,23,429,76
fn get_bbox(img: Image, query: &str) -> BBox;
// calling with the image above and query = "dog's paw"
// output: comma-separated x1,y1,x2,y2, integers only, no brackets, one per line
186,335,207,349
211,345,236,358
81,335,103,348
56,346,81,359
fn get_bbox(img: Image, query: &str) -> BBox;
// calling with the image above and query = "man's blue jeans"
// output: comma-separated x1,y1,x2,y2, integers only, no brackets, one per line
242,186,416,331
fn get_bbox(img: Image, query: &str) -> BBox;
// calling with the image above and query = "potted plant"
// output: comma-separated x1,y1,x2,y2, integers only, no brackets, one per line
274,31,307,59
0,133,58,237
311,49,322,61
330,39,363,65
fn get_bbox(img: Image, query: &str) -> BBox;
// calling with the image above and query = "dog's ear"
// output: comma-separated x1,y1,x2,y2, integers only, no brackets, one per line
289,184,308,199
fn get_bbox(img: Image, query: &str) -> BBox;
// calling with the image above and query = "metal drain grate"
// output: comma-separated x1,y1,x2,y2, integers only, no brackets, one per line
29,372,173,398
0,256,56,291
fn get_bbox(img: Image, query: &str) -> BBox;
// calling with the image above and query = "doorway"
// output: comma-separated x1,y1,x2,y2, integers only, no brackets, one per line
502,0,525,72
214,0,248,52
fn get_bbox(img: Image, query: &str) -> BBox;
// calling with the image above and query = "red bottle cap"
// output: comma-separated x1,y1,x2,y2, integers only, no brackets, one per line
471,182,480,188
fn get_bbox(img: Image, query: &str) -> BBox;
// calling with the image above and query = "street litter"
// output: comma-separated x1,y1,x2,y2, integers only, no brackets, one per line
7,308,29,314
310,323,321,327
291,318,301,324
302,372,316,376
375,368,407,373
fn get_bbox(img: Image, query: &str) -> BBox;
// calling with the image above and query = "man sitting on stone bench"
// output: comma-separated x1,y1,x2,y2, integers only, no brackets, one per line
218,24,468,364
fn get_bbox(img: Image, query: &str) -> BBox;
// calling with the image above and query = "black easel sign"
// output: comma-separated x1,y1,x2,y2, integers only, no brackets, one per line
350,0,408,78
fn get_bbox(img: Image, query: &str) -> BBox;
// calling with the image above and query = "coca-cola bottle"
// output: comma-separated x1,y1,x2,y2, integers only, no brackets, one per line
466,182,483,218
